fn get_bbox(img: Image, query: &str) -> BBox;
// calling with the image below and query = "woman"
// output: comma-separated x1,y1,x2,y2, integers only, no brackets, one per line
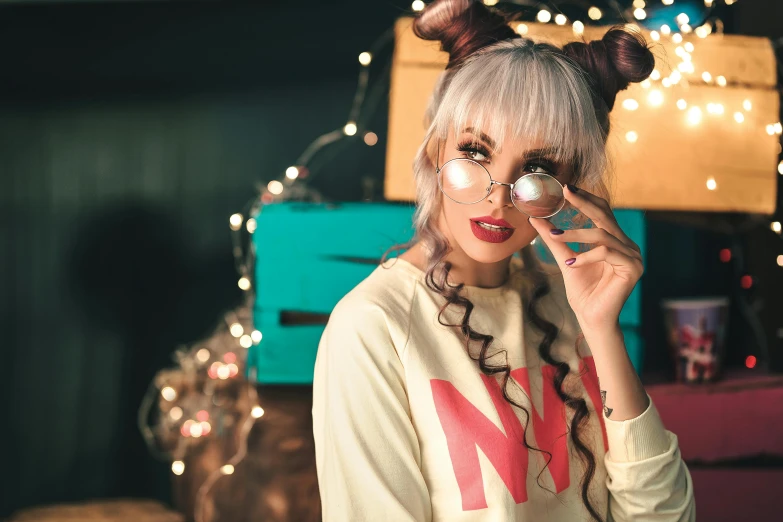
312,1,695,520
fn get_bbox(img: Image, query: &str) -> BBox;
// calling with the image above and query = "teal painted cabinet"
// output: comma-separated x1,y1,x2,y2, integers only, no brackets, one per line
249,202,645,383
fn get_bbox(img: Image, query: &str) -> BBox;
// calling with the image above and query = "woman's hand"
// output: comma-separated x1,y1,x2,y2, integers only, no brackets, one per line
528,184,644,333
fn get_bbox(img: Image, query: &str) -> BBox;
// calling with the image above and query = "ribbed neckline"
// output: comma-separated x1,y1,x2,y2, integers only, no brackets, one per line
381,257,524,299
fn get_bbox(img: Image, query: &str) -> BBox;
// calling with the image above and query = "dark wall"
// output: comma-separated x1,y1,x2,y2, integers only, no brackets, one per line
2,0,779,517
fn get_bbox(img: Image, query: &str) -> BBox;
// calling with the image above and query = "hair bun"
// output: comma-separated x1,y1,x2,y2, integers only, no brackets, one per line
563,26,655,111
413,0,518,70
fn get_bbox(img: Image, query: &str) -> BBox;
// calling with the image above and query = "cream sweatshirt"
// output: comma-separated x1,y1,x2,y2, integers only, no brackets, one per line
312,256,695,521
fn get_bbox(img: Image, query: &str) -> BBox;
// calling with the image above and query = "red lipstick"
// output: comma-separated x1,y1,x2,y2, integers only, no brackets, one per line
469,216,515,244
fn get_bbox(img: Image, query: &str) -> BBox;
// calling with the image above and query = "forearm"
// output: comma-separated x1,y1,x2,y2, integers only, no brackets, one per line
582,322,649,421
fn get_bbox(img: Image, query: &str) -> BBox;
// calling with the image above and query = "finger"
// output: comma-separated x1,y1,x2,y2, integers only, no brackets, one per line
547,227,642,260
528,217,577,269
568,245,645,279
563,185,639,253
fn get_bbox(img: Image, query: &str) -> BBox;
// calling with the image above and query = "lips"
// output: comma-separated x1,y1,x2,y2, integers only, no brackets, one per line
469,216,515,244
470,216,514,229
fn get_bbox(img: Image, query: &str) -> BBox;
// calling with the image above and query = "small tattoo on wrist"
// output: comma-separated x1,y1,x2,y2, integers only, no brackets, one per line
600,390,613,418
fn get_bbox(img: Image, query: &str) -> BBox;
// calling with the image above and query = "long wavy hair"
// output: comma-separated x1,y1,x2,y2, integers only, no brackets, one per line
393,1,655,520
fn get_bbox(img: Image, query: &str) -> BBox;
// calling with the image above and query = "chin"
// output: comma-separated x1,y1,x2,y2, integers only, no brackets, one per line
459,233,530,264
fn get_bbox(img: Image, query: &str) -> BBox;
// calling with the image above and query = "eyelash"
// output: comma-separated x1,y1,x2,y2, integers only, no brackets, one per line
455,140,556,175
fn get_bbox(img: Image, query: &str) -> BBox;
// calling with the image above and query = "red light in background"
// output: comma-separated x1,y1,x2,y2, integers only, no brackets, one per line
740,275,753,289
719,248,732,262
746,355,757,369
196,410,209,422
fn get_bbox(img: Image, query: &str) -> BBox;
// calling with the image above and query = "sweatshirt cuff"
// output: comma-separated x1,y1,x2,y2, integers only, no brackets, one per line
604,394,671,463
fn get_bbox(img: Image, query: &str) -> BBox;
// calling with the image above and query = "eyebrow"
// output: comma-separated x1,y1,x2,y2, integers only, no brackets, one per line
461,127,559,161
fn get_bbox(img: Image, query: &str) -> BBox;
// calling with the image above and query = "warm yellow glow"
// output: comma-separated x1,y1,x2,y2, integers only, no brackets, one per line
725,0,736,4
648,90,664,106
772,222,782,233
358,52,372,66
238,276,251,291
221,464,235,475
695,25,710,38
670,70,682,83
555,14,567,25
161,387,177,401
588,7,602,20
537,10,552,23
707,103,724,115
251,330,263,343
285,166,299,179
633,0,646,7
572,21,584,35
662,78,672,88
681,24,692,33
641,79,651,89
775,122,783,135
685,42,695,52
246,218,257,234
767,124,776,136
515,23,528,35
634,8,646,20
169,407,183,421
661,24,671,35
686,106,703,125
251,405,265,418
344,122,358,136
240,335,252,348
172,461,185,475
196,348,210,363
268,180,284,195
622,99,639,111
483,0,499,5
734,112,745,123
650,30,660,41
672,33,683,44
230,323,244,337
229,213,243,231
650,69,661,80
777,255,783,267
677,13,690,25
217,365,231,380
778,161,783,175
743,99,752,111
626,131,639,143
663,0,674,4
706,177,717,191
678,61,694,73
411,0,425,12
716,76,727,87
677,99,688,110
702,72,712,82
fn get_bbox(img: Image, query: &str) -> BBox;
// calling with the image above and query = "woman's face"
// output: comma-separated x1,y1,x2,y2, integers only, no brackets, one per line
436,126,575,264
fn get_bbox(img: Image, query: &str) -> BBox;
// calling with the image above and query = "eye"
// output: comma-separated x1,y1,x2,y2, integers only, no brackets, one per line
457,142,490,162
523,160,556,176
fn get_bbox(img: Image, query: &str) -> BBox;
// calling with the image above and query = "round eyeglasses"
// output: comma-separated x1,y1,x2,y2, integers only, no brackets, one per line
436,156,566,219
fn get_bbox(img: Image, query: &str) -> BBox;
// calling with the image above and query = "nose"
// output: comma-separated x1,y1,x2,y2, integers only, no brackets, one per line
487,182,514,208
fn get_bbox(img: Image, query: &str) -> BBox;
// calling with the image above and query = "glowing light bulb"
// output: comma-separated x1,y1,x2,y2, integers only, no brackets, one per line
217,365,231,380
670,70,682,83
515,23,528,35
161,387,177,401
411,0,424,12
734,112,745,123
230,323,244,337
706,177,717,190
716,76,727,87
663,0,673,4
251,330,263,343
229,213,243,231
358,52,372,66
677,99,687,110
677,13,690,25
240,335,252,348
681,24,692,33
641,79,651,89
648,90,664,106
661,24,671,35
343,122,357,136
555,14,567,25
588,7,602,20
251,406,265,418
633,0,645,7
686,106,703,125
685,42,695,52
650,30,660,41
246,218,257,234
771,222,782,233
672,33,683,44
572,21,584,35
743,99,752,111
650,69,661,80
172,461,185,475
238,276,251,291
702,72,712,82
626,131,638,143
778,161,783,175
197,348,210,363
775,123,783,134
364,132,378,146
537,10,552,23
170,407,183,421
778,256,783,267
285,166,299,179
267,180,284,195
696,25,710,38
662,78,672,88
622,99,639,111
633,8,646,20
221,464,235,475
746,355,757,368
767,125,776,136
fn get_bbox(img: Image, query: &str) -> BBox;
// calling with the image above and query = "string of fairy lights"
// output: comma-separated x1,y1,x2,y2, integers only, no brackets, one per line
139,1,779,520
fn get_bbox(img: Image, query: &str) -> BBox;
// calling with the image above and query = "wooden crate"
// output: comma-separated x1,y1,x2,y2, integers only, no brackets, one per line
385,18,779,214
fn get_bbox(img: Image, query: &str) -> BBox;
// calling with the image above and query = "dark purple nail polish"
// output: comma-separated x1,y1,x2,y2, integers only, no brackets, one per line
566,184,579,193
565,258,576,266
550,228,565,235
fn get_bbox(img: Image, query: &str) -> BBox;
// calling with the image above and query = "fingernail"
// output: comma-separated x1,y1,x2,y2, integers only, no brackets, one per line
566,184,579,193
550,228,565,235
565,258,576,266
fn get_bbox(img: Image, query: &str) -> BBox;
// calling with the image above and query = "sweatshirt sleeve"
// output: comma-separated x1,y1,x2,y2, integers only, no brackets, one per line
604,395,696,522
312,293,432,522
